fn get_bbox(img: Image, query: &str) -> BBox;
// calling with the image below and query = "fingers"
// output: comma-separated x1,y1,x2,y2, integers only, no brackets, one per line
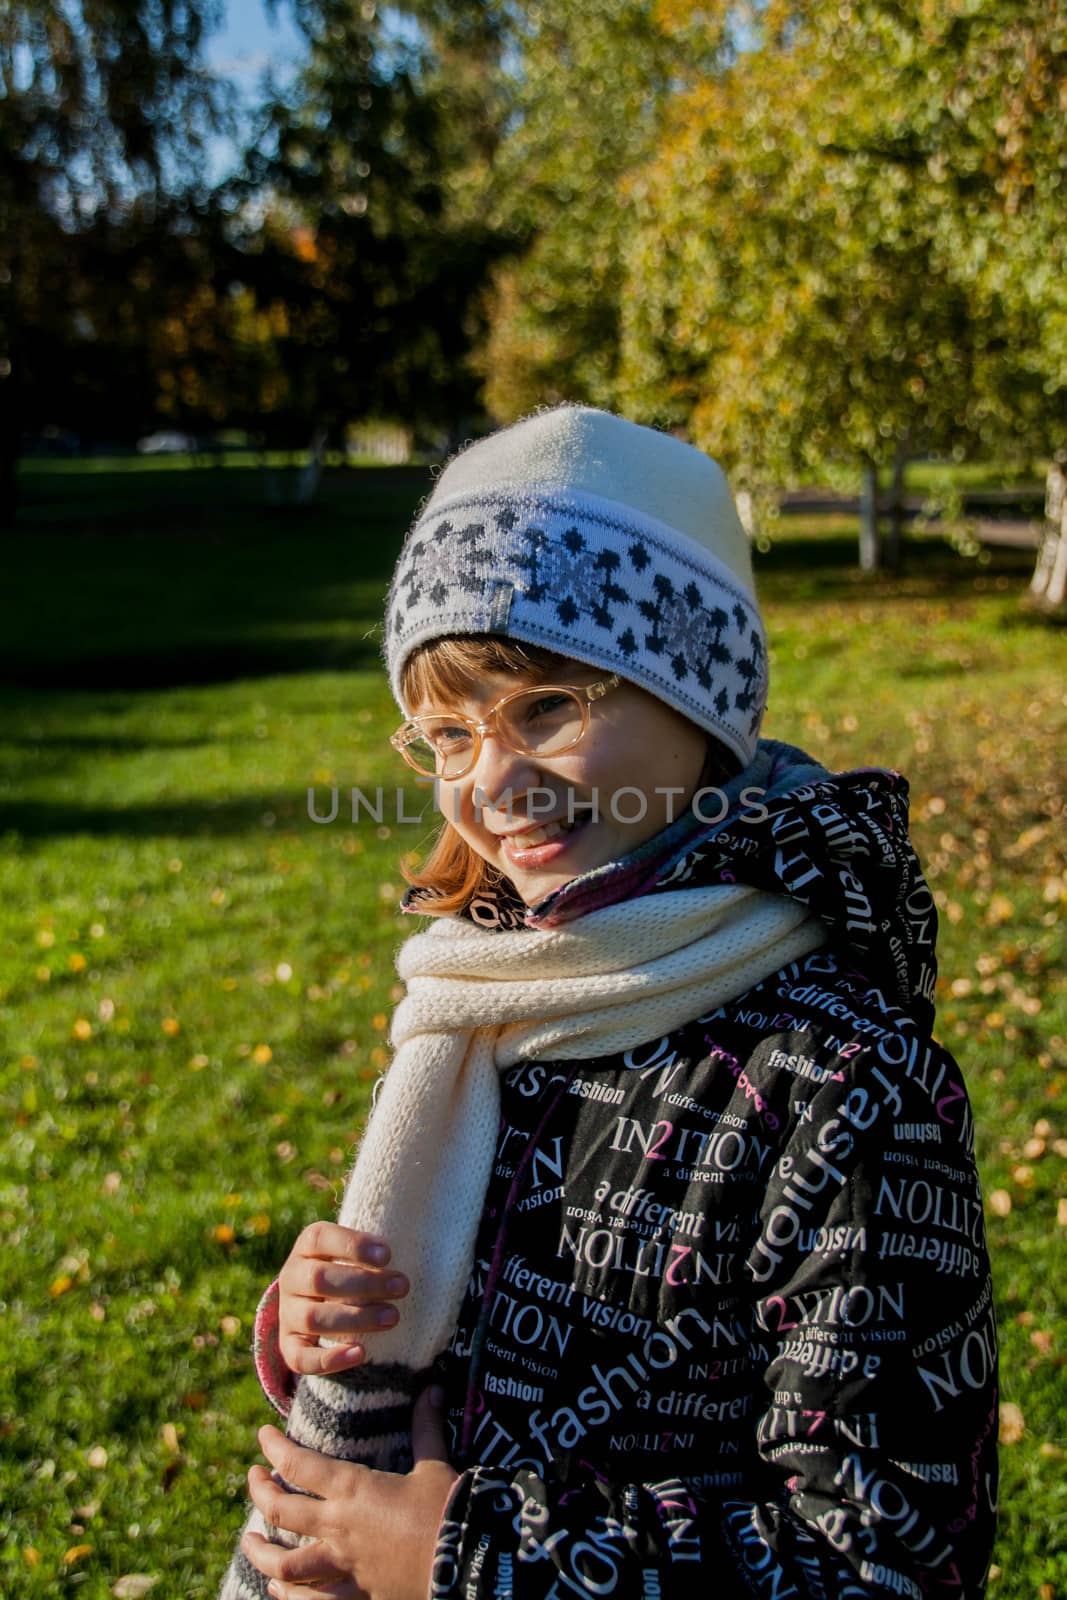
247,1465,323,1540
262,1581,363,1600
241,1530,349,1589
260,1578,364,1600
243,1536,366,1600
277,1225,408,1376
278,1286,404,1374
291,1267,408,1318
296,1222,392,1268
279,1337,366,1377
412,1385,450,1466
258,1425,366,1504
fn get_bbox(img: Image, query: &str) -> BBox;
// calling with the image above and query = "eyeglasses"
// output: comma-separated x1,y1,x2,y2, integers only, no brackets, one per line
390,674,622,780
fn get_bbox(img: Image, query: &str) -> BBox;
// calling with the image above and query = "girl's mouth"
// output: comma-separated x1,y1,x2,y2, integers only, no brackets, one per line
500,814,588,866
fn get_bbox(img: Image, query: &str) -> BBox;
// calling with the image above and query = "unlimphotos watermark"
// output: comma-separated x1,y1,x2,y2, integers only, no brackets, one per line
307,783,771,827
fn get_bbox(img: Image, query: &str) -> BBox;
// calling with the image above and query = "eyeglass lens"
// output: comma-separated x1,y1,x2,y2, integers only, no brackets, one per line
404,689,586,777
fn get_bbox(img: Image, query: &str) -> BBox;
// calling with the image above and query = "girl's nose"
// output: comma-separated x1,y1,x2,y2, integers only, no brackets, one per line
467,731,542,810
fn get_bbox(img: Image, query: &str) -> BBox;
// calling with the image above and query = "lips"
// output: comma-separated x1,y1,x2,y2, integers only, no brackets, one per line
495,814,589,868
502,817,577,850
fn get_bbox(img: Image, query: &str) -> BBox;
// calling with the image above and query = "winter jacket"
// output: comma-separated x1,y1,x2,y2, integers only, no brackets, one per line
252,743,998,1599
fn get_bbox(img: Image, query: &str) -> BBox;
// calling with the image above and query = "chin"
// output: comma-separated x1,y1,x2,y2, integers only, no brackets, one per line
509,868,574,907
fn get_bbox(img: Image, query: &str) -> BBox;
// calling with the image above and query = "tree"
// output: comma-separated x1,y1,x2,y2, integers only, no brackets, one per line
617,0,1065,569
472,0,726,421
0,0,229,520
219,0,512,450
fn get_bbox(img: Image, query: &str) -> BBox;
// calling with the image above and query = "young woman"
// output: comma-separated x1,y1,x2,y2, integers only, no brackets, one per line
223,406,997,1600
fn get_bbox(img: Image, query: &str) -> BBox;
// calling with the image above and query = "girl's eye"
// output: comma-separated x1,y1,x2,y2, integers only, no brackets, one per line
523,693,570,722
430,723,472,751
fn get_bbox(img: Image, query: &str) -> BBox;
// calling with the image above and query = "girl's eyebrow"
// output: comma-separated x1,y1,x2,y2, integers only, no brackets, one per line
420,679,537,717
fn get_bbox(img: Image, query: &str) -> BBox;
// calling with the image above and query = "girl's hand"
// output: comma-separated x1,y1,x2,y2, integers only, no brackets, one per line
242,1387,457,1600
277,1222,409,1376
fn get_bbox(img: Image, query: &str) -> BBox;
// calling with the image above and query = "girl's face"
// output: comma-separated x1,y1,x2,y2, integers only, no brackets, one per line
417,657,709,906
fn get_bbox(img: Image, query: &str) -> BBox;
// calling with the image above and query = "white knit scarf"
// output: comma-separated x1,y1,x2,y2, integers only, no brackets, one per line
221,883,826,1598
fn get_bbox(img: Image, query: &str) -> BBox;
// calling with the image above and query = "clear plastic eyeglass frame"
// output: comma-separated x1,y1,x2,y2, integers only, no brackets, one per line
390,672,622,781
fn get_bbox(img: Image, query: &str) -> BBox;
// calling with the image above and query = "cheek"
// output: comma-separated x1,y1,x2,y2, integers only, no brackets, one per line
437,787,498,857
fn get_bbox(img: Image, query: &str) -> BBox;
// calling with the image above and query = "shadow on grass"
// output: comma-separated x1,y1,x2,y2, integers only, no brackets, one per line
5,636,386,691
754,530,1036,601
0,788,432,840
3,464,1043,699
4,466,424,692
0,790,314,838
2,732,217,752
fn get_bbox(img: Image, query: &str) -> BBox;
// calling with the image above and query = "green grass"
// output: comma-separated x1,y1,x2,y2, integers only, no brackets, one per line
1,464,1064,1596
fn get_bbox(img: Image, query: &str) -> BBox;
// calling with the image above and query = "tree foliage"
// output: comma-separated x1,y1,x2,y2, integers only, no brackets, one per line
6,0,1065,545
618,2,1065,489
217,0,511,445
0,0,230,518
472,0,726,420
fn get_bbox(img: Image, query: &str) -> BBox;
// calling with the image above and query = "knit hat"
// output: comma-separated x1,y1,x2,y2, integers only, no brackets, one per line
383,405,768,769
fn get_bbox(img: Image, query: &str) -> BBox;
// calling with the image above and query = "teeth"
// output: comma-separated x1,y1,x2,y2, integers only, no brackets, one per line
509,818,576,850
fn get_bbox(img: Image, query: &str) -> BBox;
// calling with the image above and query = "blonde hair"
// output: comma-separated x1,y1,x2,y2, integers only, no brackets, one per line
397,636,736,915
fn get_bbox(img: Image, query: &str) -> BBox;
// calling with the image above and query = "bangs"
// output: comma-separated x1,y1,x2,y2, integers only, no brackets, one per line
400,636,571,711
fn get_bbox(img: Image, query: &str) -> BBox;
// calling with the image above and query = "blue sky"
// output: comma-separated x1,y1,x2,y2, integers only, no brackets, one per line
202,0,424,182
207,0,306,87
204,0,308,180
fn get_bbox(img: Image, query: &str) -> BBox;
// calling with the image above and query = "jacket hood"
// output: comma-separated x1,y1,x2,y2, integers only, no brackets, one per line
402,738,939,1033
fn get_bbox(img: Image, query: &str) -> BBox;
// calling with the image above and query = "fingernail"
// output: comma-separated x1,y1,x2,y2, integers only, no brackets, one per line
363,1239,389,1265
268,1583,282,1598
386,1275,408,1295
376,1305,398,1327
429,1384,445,1407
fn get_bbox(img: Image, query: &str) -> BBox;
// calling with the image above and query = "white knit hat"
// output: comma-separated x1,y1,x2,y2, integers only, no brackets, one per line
383,405,768,768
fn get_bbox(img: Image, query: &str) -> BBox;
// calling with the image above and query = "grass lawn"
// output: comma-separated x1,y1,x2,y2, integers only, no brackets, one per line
1,462,1064,1597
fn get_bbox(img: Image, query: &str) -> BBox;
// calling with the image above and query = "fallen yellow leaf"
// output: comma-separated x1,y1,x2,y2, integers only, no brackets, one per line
112,1574,160,1597
986,894,1014,925
64,1544,93,1565
998,1402,1025,1445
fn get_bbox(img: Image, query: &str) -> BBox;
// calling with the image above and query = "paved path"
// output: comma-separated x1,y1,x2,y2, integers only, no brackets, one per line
778,487,1044,548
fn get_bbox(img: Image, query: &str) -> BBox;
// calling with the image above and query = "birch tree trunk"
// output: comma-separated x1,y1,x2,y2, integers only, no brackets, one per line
1029,459,1067,613
883,439,909,572
859,461,882,572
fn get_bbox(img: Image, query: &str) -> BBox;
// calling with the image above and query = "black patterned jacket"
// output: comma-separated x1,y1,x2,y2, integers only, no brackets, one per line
261,745,999,1599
